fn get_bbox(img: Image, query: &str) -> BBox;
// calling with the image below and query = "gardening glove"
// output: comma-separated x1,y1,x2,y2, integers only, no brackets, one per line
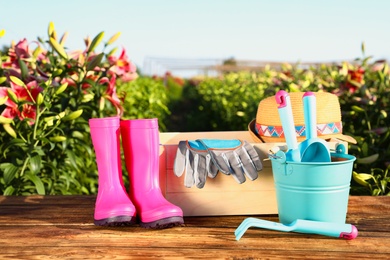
198,139,263,184
173,140,219,188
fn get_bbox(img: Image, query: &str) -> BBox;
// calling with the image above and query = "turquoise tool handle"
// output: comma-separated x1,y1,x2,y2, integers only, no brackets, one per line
293,219,358,239
303,92,316,139
276,90,300,162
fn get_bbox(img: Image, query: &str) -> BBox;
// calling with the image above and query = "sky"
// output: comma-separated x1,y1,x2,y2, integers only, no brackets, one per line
1,0,390,77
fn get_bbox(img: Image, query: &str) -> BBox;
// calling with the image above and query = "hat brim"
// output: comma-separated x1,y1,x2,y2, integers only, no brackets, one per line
248,119,357,144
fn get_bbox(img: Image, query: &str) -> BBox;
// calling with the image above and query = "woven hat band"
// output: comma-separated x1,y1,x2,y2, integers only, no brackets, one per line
255,121,343,138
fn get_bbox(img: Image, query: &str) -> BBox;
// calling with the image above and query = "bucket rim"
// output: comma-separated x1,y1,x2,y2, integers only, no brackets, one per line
284,152,356,165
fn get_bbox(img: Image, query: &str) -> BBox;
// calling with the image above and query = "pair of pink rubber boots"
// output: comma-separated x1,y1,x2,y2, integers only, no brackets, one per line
89,116,184,228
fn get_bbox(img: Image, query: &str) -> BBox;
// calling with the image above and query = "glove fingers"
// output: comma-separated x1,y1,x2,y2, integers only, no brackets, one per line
207,154,219,178
242,141,263,171
237,153,259,181
184,149,195,188
173,141,189,177
193,152,207,188
225,151,246,184
236,148,260,181
211,151,232,175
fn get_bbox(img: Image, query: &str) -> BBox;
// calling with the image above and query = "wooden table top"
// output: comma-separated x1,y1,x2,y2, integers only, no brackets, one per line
0,195,389,259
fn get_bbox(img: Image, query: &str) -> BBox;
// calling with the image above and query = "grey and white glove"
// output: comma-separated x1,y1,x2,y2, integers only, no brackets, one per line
173,139,262,188
173,140,219,188
198,139,263,184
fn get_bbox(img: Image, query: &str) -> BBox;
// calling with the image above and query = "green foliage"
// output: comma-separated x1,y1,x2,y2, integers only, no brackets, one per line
193,72,264,131
175,64,327,132
118,77,170,131
166,54,390,196
339,58,390,195
0,23,138,195
1,22,388,197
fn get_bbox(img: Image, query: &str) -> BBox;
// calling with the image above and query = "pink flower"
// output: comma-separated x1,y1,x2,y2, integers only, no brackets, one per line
107,48,138,82
0,80,42,124
99,75,123,116
2,39,31,69
14,38,31,59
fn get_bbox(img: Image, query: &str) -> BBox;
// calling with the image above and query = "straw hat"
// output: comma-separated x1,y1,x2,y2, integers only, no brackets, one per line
248,91,357,144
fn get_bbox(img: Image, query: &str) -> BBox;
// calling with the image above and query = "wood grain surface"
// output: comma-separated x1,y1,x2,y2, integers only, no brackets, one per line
0,195,389,259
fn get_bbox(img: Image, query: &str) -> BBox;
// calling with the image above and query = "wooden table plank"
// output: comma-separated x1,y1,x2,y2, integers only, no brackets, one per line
0,196,389,259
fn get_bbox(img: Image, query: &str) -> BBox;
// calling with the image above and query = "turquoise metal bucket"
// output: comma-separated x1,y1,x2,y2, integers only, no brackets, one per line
270,145,356,224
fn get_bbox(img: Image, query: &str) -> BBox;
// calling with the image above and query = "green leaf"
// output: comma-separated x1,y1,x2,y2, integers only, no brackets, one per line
381,180,388,193
107,47,118,56
62,109,83,121
382,62,389,75
86,52,104,71
356,154,379,164
348,80,363,88
71,131,85,139
55,111,66,120
55,82,68,95
87,31,104,54
81,186,90,195
48,21,55,38
361,142,368,156
3,124,17,138
29,154,42,174
380,110,387,119
66,150,78,170
0,115,13,124
32,46,43,59
25,173,45,195
18,59,29,80
0,163,19,184
49,37,68,60
49,136,67,142
2,138,27,157
10,75,26,87
52,68,63,77
106,32,121,45
353,171,374,187
82,94,94,103
7,89,18,103
0,76,7,85
351,105,365,113
36,93,44,105
3,186,15,195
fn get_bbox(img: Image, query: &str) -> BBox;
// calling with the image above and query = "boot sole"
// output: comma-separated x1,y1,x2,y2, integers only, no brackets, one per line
94,215,137,226
140,216,184,229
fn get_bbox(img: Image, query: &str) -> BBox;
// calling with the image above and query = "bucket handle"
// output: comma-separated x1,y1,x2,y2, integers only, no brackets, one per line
269,150,287,164
269,150,293,176
334,144,346,154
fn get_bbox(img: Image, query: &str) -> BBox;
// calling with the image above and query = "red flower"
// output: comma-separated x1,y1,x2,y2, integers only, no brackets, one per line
107,48,138,82
343,67,365,93
0,80,42,124
98,75,123,116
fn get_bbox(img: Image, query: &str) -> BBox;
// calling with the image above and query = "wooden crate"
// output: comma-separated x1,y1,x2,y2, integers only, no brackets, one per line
158,131,277,216
159,131,343,216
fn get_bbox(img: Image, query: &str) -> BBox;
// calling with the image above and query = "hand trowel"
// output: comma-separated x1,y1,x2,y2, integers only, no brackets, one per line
235,217,358,241
275,90,300,162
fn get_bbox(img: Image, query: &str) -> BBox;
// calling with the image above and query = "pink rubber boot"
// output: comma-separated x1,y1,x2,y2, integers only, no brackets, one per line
120,118,184,229
89,116,136,226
